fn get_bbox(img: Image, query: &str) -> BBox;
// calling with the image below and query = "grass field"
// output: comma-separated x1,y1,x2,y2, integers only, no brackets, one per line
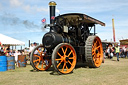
0,57,128,85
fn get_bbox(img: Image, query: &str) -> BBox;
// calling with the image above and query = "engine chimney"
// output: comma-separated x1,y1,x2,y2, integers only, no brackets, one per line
49,1,57,24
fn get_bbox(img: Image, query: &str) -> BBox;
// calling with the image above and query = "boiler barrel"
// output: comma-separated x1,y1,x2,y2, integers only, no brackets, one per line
43,32,75,49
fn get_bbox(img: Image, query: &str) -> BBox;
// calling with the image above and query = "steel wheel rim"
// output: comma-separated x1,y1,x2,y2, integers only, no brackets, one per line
92,37,103,67
55,44,76,74
31,45,51,71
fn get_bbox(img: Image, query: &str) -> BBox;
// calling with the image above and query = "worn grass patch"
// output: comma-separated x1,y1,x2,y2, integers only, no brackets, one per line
0,57,128,85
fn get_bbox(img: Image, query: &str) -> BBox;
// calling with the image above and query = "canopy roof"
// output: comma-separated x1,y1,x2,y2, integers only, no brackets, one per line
0,34,25,46
56,13,105,26
120,39,128,45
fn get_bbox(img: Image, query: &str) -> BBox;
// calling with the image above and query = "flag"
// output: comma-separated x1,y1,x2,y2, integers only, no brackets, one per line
51,16,55,20
41,18,46,23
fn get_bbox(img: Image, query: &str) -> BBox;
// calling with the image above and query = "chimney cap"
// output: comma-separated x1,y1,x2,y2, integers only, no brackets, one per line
49,1,57,6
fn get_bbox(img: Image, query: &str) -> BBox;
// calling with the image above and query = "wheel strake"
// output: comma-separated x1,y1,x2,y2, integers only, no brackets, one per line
52,43,77,74
85,36,103,68
30,45,51,71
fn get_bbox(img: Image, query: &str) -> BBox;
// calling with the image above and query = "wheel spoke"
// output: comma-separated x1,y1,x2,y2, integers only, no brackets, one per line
41,60,44,69
66,65,68,71
92,49,95,53
96,46,100,49
92,45,94,49
67,50,72,57
57,60,63,68
95,59,99,64
93,55,96,58
98,54,101,55
35,62,39,67
57,52,63,58
95,41,98,44
55,58,62,61
94,41,97,47
93,56,96,61
37,49,41,55
62,62,66,71
69,57,74,59
68,60,72,66
94,43,96,47
92,52,95,56
33,54,40,58
33,59,40,63
61,47,65,54
64,47,68,54
96,53,101,58
43,62,47,66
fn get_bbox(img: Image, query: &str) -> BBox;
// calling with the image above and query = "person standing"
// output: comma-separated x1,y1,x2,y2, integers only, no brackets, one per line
126,47,128,58
14,50,21,67
9,50,14,56
29,43,34,53
124,47,127,58
115,44,120,61
108,44,114,59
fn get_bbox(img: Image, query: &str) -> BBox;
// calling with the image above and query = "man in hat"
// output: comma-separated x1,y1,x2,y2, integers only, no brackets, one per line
33,42,37,47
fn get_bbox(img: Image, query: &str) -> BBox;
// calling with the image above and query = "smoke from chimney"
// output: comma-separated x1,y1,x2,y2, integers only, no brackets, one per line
0,13,47,32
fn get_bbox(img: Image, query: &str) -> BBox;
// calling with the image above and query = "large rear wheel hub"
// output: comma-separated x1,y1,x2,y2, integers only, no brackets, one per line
65,57,69,61
96,50,98,54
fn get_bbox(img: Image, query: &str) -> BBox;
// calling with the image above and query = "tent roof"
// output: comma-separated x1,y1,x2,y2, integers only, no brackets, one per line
0,34,25,46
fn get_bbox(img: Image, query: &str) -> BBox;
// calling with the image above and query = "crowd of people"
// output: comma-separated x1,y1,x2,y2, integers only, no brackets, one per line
0,42,37,62
0,44,31,67
0,47,22,67
105,44,128,61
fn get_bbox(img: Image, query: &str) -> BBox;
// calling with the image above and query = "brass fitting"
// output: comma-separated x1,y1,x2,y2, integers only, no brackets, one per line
49,1,57,6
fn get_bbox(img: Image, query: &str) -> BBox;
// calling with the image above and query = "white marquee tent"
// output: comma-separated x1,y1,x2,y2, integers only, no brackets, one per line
0,33,25,46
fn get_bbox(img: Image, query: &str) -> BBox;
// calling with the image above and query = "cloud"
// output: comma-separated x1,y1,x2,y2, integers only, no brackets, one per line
0,3,2,10
10,0,22,7
22,5,31,12
9,0,48,13
36,7,48,12
56,9,60,14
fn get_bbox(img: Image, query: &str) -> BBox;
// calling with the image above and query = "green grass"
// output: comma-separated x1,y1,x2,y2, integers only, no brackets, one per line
0,57,128,85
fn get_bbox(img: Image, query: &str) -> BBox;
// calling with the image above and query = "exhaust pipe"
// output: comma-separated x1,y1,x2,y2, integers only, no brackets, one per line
49,1,57,24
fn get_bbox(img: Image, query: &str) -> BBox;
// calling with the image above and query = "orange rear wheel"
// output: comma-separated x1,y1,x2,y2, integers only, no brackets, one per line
85,36,103,68
52,43,77,74
30,45,51,71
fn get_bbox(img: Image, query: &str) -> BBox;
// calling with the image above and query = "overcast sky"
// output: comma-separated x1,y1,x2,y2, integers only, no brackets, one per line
0,0,128,48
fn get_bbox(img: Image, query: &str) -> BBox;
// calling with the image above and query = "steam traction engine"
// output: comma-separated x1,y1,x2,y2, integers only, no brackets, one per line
30,1,105,74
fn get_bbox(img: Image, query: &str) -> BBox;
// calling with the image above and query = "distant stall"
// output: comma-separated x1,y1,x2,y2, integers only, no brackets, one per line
120,39,128,48
102,40,118,51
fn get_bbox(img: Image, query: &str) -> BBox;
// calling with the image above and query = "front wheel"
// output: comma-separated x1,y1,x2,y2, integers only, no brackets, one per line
30,45,51,71
52,43,77,74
